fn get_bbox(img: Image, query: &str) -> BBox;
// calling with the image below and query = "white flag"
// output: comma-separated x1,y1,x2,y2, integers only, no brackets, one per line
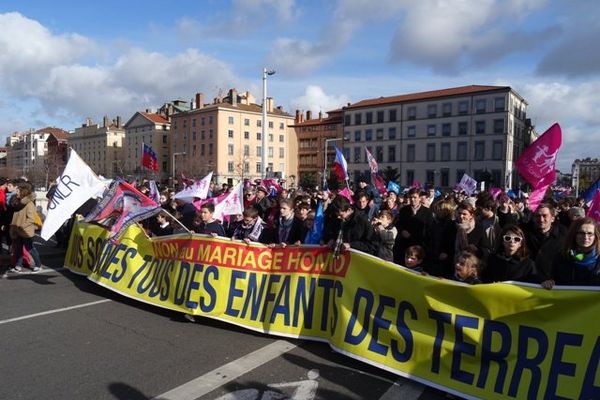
173,171,213,202
41,150,106,240
213,182,243,221
459,173,478,196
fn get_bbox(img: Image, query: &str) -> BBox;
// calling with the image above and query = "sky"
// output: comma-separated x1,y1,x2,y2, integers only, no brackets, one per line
0,0,598,172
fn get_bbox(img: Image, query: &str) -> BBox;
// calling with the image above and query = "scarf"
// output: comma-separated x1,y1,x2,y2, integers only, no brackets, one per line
455,220,475,253
570,248,599,269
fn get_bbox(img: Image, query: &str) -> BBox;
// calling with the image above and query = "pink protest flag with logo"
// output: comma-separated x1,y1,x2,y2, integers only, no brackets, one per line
337,187,354,204
515,123,562,188
587,190,600,224
213,182,243,221
174,172,213,202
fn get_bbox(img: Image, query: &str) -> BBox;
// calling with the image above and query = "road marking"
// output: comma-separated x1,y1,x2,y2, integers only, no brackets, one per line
0,299,111,325
153,340,298,400
378,379,425,400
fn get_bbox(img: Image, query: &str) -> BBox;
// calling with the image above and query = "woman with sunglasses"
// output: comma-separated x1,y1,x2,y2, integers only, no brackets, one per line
483,225,538,283
541,217,600,289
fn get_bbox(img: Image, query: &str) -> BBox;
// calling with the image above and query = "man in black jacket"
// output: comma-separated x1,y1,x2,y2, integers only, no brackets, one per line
329,195,377,256
393,188,433,264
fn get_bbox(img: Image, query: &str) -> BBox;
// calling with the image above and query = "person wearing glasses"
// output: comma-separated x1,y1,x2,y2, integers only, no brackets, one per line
541,217,600,289
483,225,538,283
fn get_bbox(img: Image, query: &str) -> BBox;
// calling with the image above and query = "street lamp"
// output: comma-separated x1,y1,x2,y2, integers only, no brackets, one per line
262,67,276,179
172,151,186,188
323,137,345,188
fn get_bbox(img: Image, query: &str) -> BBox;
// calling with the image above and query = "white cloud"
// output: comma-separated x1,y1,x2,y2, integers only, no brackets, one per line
289,85,350,116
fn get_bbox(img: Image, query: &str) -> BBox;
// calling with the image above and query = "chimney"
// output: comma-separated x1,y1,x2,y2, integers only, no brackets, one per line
295,109,301,123
318,111,323,120
116,116,122,128
306,110,312,120
266,97,273,113
195,92,204,109
103,116,109,127
230,88,238,107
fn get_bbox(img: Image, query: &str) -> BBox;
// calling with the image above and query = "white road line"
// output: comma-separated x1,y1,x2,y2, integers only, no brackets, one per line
154,340,298,400
378,379,425,400
0,299,112,325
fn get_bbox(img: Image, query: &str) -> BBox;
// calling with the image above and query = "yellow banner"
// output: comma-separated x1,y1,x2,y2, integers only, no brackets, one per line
65,222,600,400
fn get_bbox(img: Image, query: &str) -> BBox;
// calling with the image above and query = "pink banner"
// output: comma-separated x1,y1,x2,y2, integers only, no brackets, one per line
528,183,550,213
515,123,561,188
587,190,600,224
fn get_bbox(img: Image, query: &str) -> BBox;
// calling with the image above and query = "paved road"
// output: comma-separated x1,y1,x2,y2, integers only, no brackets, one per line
0,239,454,400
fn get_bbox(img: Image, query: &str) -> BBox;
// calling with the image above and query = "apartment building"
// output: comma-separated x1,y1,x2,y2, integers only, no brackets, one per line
291,109,343,187
342,85,532,189
123,111,171,181
572,157,600,192
46,128,70,181
170,89,297,186
69,116,125,178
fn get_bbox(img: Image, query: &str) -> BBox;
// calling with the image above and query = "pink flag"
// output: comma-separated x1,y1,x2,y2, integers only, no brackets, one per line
515,123,562,188
489,187,503,200
371,173,387,196
365,147,379,173
213,182,243,221
587,190,600,224
261,178,283,194
528,183,550,213
338,187,354,204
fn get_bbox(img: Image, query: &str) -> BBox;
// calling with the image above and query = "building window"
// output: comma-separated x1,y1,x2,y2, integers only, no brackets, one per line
268,147,273,157
354,130,361,141
458,101,469,115
244,131,249,139
407,144,415,162
492,140,503,160
427,125,436,137
256,162,262,173
441,143,451,161
244,118,250,126
407,107,416,120
457,142,467,161
388,127,396,140
354,113,362,125
441,169,449,187
407,126,416,137
475,120,486,134
376,146,384,162
475,99,486,114
279,135,284,142
192,118,196,127
269,134,273,142
279,148,284,158
377,111,384,123
257,146,262,156
228,161,234,172
388,145,396,162
495,97,505,112
354,147,361,163
442,103,452,117
228,116,234,124
458,122,468,135
208,116,213,124
365,129,373,141
257,120,262,127
366,112,373,124
228,130,234,138
427,143,436,161
201,144,205,155
442,123,451,136
228,144,234,155
343,148,350,162
344,115,351,126
244,162,249,173
244,145,249,156
406,170,414,187
427,104,437,118
474,141,485,160
426,170,435,185
279,122,284,130
267,121,273,129
376,129,384,140
163,135,167,143
494,119,504,134
389,109,397,122
456,169,465,183
257,132,262,140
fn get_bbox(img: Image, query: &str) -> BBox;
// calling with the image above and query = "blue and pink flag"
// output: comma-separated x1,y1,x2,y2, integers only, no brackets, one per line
587,189,600,224
581,177,600,206
141,143,158,172
332,146,349,181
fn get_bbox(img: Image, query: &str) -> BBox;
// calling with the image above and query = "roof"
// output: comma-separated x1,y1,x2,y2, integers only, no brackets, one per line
185,102,293,118
37,127,70,140
346,85,512,109
291,114,343,127
140,112,169,124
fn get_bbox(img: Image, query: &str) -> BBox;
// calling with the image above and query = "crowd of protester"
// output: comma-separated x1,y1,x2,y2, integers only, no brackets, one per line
136,176,599,289
1,174,599,290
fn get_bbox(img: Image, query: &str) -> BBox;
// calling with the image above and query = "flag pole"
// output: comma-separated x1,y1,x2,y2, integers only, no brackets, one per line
161,208,194,236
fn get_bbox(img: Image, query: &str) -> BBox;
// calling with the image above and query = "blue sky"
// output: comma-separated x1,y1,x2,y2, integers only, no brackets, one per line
1,0,599,172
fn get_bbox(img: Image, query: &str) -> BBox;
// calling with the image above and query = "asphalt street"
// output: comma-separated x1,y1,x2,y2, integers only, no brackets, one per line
0,238,453,400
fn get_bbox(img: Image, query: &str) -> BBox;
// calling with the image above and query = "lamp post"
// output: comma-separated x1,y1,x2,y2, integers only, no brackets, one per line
323,137,345,188
172,152,186,188
262,67,276,179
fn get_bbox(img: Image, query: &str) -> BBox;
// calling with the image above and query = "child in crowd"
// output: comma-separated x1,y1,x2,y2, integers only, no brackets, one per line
453,250,481,285
404,245,426,274
373,210,397,262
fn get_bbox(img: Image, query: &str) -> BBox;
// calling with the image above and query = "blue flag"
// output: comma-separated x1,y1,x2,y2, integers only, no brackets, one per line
387,181,400,194
304,201,324,245
581,177,600,205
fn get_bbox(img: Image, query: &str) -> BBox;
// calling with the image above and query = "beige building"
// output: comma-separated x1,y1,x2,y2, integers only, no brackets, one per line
123,111,171,181
342,85,532,189
69,116,125,178
170,89,297,186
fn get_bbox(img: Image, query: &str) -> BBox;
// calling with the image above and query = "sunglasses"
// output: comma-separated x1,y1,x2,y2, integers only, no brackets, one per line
503,235,522,243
